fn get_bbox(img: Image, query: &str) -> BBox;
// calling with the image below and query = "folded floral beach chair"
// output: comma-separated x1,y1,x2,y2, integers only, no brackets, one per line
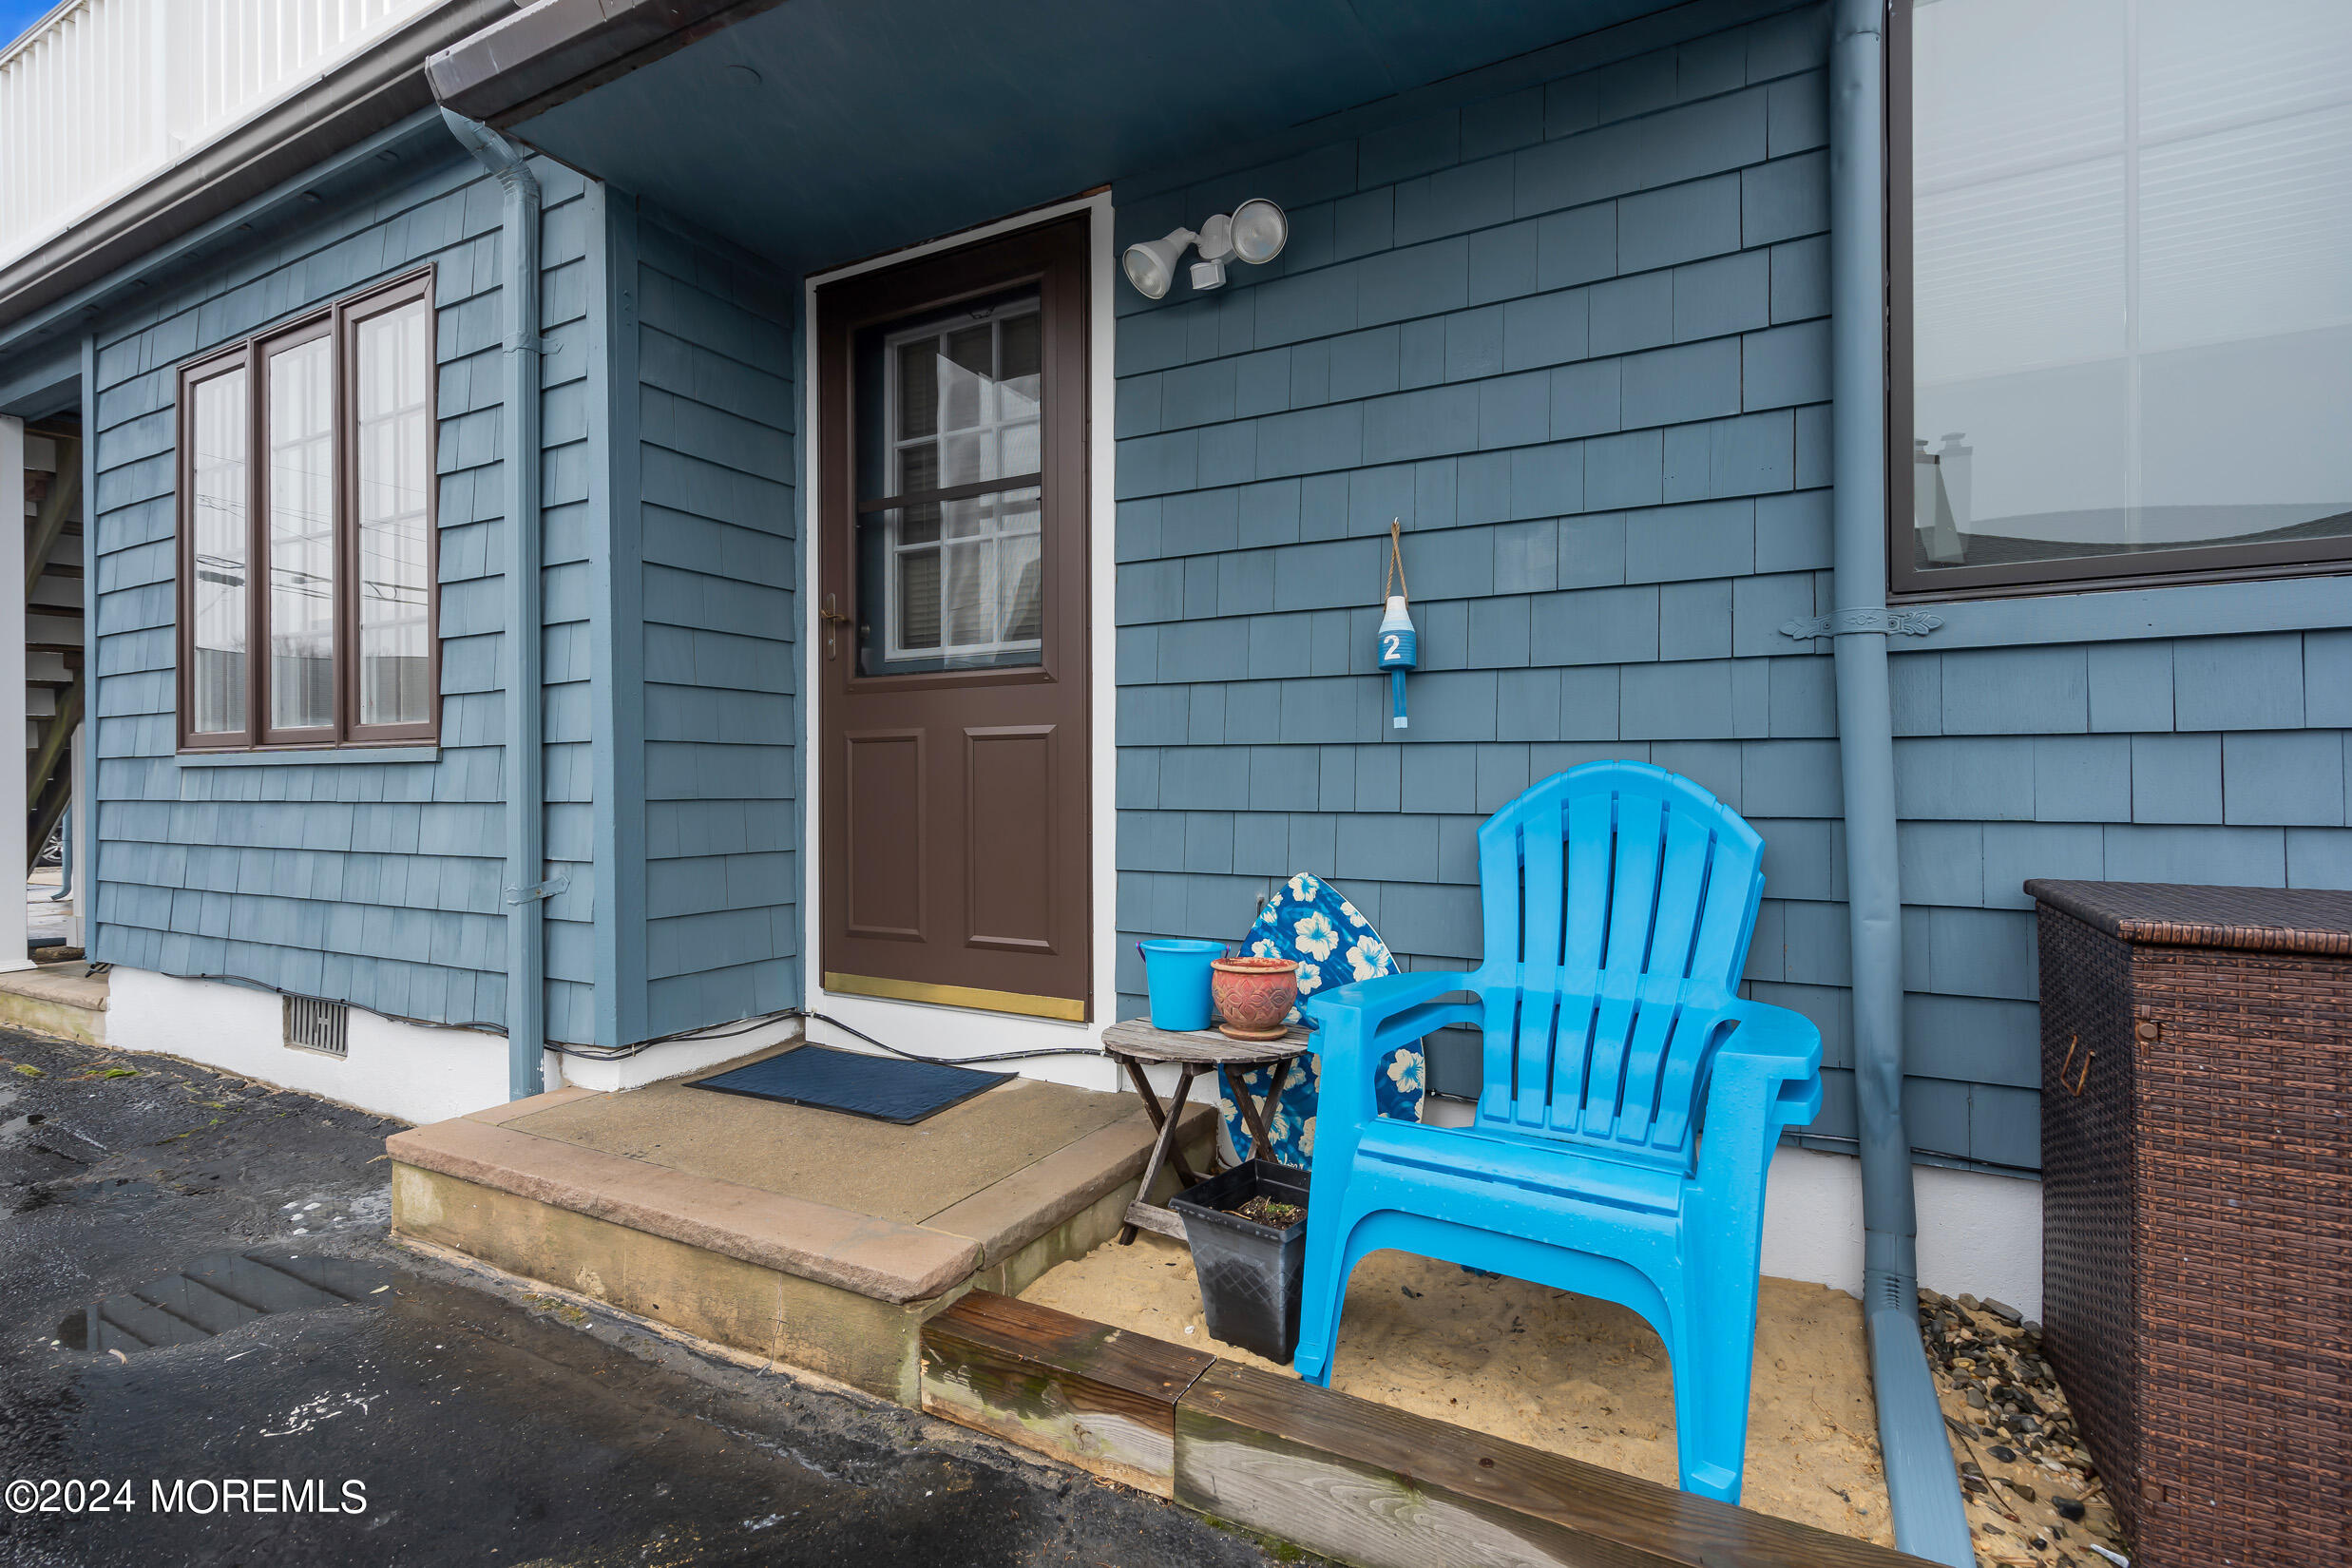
1216,871,1425,1166
1294,761,1823,1503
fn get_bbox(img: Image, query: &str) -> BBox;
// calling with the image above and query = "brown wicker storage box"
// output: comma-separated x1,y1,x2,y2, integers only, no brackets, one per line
2027,880,2352,1568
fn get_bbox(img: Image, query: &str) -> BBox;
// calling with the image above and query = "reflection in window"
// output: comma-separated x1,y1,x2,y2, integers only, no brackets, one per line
1910,0,2352,577
189,369,249,735
887,488,1043,657
355,300,433,727
267,335,335,730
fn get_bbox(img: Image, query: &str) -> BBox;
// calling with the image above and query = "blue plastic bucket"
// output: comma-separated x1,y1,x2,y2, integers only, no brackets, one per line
1138,938,1223,1031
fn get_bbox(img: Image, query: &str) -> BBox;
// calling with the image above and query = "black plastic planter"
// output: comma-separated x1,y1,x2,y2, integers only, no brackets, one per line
1169,1159,1310,1364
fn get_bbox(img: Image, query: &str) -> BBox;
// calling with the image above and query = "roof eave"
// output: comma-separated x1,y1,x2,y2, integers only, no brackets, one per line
0,0,519,342
428,0,788,129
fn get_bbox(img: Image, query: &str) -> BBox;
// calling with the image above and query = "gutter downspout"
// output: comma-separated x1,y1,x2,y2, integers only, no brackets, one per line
1828,3,1973,1560
443,108,555,1101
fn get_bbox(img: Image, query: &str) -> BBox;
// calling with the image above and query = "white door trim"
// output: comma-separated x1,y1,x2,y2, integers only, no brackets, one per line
0,416,29,974
797,191,1119,1091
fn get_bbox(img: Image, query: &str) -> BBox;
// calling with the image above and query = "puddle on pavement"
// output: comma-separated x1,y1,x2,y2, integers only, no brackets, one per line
56,1250,394,1354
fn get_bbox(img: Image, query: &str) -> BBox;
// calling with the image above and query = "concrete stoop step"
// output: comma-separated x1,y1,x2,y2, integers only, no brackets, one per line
0,960,106,1047
387,1045,1214,1405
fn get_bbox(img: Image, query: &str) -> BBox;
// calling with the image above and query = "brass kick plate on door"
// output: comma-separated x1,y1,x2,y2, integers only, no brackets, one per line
822,971,1087,1022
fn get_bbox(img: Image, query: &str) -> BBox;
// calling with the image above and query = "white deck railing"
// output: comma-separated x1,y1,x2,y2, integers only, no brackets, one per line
0,0,448,275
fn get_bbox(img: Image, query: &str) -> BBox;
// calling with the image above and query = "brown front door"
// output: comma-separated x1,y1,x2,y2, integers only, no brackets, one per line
815,216,1092,1020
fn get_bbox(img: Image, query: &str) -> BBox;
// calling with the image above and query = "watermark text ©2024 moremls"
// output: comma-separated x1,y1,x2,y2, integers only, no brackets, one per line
6,1477,369,1515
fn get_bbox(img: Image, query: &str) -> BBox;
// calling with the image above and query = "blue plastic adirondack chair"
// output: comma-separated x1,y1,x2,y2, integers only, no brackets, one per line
1294,761,1823,1504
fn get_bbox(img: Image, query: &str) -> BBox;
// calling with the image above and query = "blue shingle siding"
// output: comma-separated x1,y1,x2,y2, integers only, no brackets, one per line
86,167,798,1050
1106,2,2352,1175
57,0,2352,1154
625,210,799,1037
87,153,588,1039
1112,3,1845,1110
1880,633,2352,1170
540,177,602,1042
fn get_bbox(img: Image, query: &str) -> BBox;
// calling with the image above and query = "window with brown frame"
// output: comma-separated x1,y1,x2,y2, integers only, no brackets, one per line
178,270,438,750
1890,0,2352,599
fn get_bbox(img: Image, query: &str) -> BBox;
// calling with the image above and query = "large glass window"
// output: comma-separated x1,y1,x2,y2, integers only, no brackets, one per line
177,271,438,749
1899,0,2352,592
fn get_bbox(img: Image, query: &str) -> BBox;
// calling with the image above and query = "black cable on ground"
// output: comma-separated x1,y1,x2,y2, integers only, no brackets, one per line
797,1007,1104,1064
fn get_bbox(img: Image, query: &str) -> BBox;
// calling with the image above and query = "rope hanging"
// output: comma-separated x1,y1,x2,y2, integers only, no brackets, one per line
1382,518,1409,602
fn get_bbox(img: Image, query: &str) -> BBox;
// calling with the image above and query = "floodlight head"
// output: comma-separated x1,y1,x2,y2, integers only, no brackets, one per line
1195,212,1235,263
1230,198,1288,264
1121,227,1196,300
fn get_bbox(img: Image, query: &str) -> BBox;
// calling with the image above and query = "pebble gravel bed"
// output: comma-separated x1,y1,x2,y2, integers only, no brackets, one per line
1919,1288,2132,1567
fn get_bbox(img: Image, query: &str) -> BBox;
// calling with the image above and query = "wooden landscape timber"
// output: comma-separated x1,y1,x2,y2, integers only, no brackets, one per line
1176,1360,1941,1568
920,1289,1214,1499
922,1291,1941,1568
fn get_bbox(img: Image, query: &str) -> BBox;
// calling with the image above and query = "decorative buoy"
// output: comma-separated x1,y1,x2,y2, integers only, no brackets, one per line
1377,519,1416,730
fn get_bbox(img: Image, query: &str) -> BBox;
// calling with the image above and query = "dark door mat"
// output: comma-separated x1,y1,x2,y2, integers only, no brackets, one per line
688,1045,1012,1125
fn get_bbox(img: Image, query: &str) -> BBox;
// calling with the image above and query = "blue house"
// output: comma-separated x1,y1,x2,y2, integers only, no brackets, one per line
0,0,2345,1542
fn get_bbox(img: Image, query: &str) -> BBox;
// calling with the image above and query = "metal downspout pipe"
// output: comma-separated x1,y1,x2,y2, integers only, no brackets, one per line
1828,3,1973,1560
443,109,553,1100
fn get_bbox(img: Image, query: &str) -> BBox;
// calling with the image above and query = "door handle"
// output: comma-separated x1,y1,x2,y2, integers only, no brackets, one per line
820,593,851,659
2059,1034,2094,1096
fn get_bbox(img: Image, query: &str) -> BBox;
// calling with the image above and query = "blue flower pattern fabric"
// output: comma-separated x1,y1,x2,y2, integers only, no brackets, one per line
1218,872,1424,1166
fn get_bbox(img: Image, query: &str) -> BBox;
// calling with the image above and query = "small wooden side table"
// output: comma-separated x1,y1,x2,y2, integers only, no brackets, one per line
1100,1017,1313,1245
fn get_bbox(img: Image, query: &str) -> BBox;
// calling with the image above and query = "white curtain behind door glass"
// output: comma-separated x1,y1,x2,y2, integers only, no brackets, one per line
1911,0,2352,564
884,300,1043,662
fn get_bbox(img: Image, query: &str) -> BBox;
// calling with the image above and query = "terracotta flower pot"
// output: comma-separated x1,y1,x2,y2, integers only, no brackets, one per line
1212,955,1299,1042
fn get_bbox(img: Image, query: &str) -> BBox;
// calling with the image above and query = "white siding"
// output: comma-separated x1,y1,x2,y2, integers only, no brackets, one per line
0,0,447,270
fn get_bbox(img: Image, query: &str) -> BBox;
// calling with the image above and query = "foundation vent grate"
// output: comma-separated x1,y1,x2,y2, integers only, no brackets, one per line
283,995,350,1058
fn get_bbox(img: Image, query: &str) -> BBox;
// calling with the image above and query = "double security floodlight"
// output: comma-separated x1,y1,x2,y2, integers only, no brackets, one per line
1121,199,1289,298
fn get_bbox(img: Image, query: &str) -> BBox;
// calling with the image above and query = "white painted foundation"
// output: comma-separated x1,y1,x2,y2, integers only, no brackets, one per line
113,973,2041,1310
110,968,512,1125
106,969,808,1124
1762,1144,2043,1319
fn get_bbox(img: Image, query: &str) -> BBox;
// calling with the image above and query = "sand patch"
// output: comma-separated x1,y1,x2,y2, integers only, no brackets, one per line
1020,1233,1896,1546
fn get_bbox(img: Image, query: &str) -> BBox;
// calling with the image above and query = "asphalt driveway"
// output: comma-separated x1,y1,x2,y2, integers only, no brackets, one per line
0,1027,1294,1568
